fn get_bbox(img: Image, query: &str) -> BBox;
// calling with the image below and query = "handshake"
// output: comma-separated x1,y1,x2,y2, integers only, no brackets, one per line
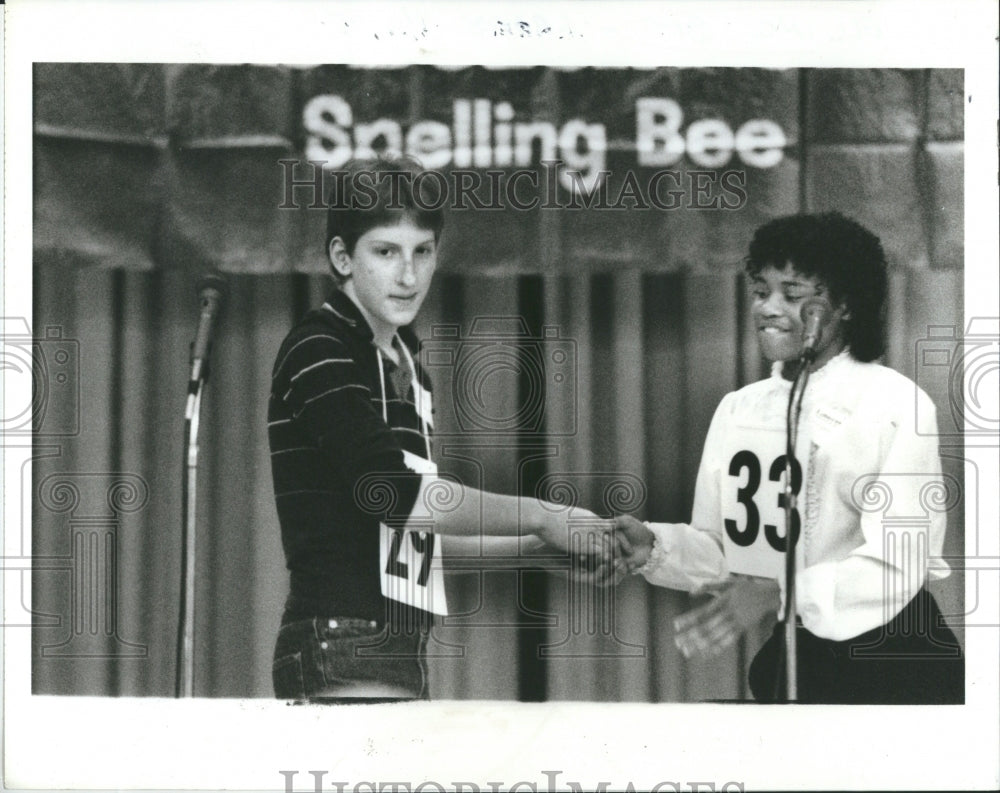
537,512,656,587
538,511,781,660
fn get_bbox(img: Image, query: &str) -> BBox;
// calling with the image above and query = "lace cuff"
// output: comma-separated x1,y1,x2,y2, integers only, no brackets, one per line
633,522,667,577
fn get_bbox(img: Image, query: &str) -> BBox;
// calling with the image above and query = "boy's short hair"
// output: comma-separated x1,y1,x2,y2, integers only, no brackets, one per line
325,156,446,280
745,211,889,362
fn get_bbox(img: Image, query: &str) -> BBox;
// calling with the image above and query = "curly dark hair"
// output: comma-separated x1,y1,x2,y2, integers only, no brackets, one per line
325,155,446,280
745,212,889,362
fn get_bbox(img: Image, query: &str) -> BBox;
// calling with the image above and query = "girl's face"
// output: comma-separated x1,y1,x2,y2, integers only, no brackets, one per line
750,263,850,371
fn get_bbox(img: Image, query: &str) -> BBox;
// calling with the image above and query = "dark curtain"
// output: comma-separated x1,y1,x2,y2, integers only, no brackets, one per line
29,65,966,698
30,267,965,699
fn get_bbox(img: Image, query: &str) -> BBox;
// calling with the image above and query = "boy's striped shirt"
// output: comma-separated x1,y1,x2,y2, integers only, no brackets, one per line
268,289,433,624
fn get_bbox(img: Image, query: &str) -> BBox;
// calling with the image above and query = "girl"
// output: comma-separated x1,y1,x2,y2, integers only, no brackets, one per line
617,212,963,704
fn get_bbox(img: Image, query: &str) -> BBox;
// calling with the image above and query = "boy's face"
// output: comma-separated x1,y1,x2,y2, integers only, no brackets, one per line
750,262,849,369
330,218,438,343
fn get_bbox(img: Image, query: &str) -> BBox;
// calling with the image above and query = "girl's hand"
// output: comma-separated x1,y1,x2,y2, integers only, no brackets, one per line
673,576,780,658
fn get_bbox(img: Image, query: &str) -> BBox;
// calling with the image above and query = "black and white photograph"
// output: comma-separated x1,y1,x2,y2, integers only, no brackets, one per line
3,1,999,791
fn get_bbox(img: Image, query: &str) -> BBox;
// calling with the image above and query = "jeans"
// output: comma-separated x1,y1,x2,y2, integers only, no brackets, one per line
272,615,429,702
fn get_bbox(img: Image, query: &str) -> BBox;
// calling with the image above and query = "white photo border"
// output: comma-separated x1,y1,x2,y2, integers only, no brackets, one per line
4,1,999,790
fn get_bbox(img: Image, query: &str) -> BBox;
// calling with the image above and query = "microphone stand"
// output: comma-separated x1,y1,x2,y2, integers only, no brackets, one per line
177,360,208,698
176,275,226,699
781,351,813,703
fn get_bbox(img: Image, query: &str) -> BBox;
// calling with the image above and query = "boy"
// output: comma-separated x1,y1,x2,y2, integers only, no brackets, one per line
617,212,963,703
268,156,616,701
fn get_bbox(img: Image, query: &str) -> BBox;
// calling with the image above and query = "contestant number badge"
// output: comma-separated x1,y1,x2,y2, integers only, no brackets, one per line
379,449,449,616
721,425,807,578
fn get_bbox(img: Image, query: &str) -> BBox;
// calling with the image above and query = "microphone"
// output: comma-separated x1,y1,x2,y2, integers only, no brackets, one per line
799,296,832,360
189,273,228,386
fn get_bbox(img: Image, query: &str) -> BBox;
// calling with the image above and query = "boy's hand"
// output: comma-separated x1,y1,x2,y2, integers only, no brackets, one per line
672,576,780,659
537,507,617,571
613,514,655,573
566,534,628,587
533,531,626,587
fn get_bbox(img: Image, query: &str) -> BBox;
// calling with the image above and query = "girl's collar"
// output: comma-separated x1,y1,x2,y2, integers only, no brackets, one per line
771,347,854,384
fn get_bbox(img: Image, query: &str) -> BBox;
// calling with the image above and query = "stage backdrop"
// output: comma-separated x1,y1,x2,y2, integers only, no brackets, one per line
29,65,965,699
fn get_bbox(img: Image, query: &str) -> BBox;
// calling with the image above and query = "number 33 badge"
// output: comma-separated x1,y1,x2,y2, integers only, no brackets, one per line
379,449,450,616
721,423,809,579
